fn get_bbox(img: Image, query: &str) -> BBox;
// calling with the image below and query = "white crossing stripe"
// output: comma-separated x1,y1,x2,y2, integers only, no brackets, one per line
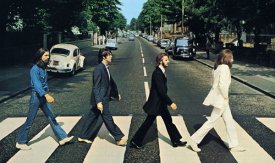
83,116,132,163
8,116,81,163
256,117,275,132
0,117,26,141
157,116,201,163
144,82,150,101
214,118,274,163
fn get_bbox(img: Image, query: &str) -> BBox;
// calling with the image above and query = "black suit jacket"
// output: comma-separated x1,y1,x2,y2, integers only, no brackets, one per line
90,63,119,106
143,67,173,115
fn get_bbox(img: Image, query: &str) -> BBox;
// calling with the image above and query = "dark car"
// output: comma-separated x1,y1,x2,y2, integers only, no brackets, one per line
172,37,196,59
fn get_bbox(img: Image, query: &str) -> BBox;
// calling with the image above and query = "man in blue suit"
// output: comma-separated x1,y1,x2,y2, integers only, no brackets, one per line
78,49,127,146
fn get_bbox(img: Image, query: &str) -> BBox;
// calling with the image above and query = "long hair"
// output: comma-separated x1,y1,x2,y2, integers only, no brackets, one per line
33,48,49,63
97,48,112,63
214,49,233,70
155,53,168,67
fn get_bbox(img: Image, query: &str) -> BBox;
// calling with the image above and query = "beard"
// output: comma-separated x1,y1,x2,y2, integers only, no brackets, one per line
161,62,168,68
37,59,49,68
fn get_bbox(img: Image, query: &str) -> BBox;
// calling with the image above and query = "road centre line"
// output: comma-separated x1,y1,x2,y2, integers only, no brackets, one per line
142,58,145,64
143,66,147,77
8,116,81,163
144,82,150,101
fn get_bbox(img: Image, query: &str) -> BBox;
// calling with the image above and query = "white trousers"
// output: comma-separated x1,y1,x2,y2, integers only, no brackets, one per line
191,105,239,148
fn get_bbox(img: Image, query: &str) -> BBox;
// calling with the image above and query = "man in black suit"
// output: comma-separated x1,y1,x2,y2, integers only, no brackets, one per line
130,53,186,148
78,49,127,146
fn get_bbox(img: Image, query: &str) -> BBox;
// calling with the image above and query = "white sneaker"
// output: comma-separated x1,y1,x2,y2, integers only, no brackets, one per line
59,136,74,145
230,146,246,152
16,142,32,150
189,141,201,152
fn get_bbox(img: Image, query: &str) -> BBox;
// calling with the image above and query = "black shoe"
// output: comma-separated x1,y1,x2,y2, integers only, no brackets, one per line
172,140,187,147
130,140,142,149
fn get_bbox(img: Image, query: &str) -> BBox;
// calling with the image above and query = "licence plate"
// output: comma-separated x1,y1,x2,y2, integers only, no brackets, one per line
53,61,59,66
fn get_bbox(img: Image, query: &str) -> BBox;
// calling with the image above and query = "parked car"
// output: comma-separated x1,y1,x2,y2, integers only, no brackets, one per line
147,35,154,42
106,39,118,50
172,37,196,59
165,41,174,55
47,43,85,75
158,39,170,48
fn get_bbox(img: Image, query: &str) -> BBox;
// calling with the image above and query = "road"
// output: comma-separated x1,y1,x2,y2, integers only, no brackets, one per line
0,37,274,163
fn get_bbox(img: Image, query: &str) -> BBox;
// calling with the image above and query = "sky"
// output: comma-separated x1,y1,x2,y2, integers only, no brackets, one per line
119,0,148,24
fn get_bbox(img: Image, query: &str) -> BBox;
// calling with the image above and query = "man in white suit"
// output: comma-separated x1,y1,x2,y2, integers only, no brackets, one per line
189,49,246,152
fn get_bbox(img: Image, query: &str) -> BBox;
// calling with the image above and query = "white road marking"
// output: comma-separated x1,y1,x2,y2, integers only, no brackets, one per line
214,118,274,163
142,58,145,64
8,116,80,163
143,66,147,77
0,117,26,141
157,116,201,163
83,116,132,163
144,82,150,101
256,117,275,132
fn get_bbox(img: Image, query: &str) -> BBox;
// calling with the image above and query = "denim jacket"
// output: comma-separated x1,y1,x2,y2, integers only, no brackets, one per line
30,64,48,97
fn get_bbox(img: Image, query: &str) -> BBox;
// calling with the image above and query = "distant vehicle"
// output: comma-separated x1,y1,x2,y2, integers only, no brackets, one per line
147,35,154,42
172,37,196,59
158,39,170,48
47,43,85,75
128,35,135,41
165,41,174,54
106,39,118,50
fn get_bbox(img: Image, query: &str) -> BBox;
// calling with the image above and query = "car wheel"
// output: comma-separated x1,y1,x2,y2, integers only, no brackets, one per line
71,66,76,76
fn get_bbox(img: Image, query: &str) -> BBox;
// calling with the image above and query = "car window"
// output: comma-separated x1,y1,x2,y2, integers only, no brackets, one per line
176,39,188,46
51,48,70,56
73,49,78,57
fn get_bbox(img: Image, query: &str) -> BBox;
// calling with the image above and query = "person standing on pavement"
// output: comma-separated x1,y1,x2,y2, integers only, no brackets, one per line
16,48,73,150
130,53,187,149
189,49,246,152
78,50,127,146
205,36,211,59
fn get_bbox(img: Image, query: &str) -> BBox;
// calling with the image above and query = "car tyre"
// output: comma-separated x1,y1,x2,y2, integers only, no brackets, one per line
71,65,76,76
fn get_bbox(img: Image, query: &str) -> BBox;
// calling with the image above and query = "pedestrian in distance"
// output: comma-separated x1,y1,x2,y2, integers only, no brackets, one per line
16,48,74,150
78,49,127,146
130,53,187,149
189,49,246,152
205,36,211,59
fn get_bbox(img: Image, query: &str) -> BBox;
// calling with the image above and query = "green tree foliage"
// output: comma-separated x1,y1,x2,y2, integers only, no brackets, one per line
129,18,137,30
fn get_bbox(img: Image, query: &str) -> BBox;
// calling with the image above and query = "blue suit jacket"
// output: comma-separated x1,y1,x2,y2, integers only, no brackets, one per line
90,63,119,106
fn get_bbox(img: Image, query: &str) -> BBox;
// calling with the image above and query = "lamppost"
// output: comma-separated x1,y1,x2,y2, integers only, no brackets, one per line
150,16,152,35
160,15,163,39
182,0,185,35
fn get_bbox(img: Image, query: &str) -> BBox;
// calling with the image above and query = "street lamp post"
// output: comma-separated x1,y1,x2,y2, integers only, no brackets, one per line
160,15,163,39
182,0,185,35
150,16,152,35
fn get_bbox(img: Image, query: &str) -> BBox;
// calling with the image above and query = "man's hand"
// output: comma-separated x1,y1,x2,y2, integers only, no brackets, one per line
45,94,54,103
97,102,103,113
170,103,177,111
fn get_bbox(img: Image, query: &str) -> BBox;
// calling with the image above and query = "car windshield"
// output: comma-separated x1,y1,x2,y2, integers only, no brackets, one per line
107,39,116,43
51,48,70,56
176,39,188,46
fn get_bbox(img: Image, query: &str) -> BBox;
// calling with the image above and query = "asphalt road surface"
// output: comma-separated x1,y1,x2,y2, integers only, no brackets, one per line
0,37,274,163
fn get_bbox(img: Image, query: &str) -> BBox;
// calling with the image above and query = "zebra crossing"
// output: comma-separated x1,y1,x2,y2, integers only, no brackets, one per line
0,115,274,163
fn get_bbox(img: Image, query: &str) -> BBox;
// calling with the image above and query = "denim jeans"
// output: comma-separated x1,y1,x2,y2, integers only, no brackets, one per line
17,92,67,144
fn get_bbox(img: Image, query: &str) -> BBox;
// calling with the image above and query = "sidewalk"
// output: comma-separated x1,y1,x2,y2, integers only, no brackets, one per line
0,43,106,103
195,51,275,98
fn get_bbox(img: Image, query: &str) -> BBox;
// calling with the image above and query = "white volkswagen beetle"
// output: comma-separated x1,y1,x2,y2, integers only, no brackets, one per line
47,44,85,75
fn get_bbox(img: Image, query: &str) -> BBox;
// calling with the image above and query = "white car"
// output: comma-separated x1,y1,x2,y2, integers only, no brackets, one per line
106,39,118,50
47,43,85,75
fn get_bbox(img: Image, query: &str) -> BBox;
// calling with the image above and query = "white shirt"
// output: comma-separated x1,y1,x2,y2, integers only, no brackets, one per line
158,65,166,76
105,65,110,80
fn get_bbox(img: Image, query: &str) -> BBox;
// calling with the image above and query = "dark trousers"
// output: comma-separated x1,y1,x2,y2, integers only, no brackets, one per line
79,102,124,141
132,107,182,146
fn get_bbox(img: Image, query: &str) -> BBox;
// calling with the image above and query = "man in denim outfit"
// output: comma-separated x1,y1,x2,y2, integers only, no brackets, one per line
16,48,73,150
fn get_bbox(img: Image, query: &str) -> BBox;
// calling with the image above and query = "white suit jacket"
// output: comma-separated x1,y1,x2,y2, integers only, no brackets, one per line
203,64,231,109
